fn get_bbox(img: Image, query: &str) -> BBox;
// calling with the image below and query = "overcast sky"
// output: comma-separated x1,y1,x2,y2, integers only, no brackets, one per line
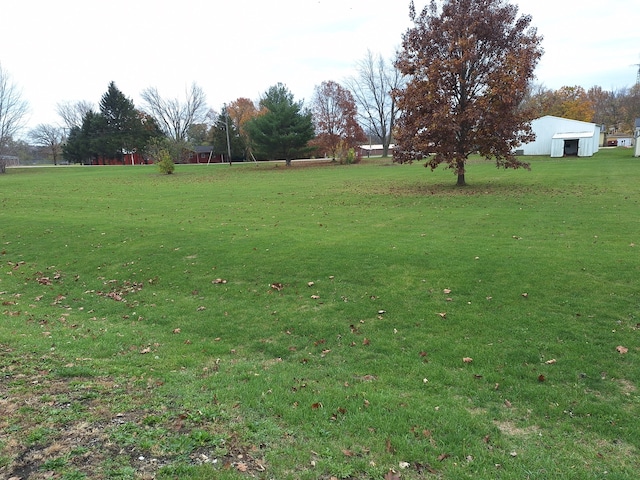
2,0,639,132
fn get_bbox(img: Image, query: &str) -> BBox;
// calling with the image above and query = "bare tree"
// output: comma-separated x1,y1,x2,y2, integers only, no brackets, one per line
29,124,65,165
56,100,94,131
346,50,404,157
140,83,208,144
0,64,29,173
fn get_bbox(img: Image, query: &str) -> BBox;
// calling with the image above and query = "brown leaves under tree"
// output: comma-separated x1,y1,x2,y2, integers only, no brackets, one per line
393,0,543,186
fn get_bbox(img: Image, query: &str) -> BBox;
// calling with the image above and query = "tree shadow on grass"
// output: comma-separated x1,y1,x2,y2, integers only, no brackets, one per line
386,180,556,197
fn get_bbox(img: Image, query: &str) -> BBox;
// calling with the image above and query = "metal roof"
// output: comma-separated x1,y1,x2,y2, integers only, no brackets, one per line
551,132,595,139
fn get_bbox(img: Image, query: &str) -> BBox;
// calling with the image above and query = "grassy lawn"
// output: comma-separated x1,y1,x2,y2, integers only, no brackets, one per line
1,150,639,479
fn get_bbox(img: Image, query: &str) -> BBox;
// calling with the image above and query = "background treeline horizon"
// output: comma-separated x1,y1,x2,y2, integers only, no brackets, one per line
2,58,640,166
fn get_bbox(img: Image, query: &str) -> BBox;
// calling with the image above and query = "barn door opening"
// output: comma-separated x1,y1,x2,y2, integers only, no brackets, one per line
563,139,579,156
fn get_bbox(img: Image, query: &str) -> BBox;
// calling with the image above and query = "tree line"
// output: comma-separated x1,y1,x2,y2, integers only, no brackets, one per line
2,0,639,183
0,50,401,170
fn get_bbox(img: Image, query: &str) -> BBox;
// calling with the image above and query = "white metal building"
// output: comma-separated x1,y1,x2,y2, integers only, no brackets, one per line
518,115,600,158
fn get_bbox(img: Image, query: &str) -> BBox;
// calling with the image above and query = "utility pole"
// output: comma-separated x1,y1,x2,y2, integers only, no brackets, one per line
224,104,232,166
632,54,640,85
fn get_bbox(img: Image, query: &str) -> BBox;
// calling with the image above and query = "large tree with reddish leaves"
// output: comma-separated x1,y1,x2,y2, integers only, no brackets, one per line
394,0,543,185
311,80,366,159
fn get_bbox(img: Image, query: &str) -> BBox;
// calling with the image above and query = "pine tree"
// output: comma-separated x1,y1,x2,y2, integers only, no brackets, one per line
245,84,315,165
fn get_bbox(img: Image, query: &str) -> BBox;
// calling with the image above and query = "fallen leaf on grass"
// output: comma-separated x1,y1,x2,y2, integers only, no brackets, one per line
443,288,451,294
521,292,528,298
437,453,450,461
385,438,395,453
504,399,512,408
172,328,181,334
384,471,401,480
307,281,315,287
342,449,354,457
363,338,371,346
616,345,629,354
140,347,151,354
212,278,227,284
236,462,248,472
545,358,557,364
437,312,447,318
538,374,546,382
311,295,320,299
463,357,473,363
270,282,284,291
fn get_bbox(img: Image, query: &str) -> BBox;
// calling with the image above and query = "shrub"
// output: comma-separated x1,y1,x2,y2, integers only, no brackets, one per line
334,140,360,165
157,149,175,174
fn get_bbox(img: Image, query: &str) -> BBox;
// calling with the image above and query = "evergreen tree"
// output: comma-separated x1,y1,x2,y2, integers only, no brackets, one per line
245,83,314,165
99,81,155,160
62,110,105,164
63,82,162,164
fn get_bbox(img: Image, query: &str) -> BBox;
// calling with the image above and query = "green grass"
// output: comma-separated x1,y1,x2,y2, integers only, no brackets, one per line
1,150,639,479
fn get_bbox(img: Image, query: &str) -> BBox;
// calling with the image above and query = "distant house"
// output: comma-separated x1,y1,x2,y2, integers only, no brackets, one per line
358,144,395,157
91,152,149,165
634,119,640,157
0,155,19,166
90,146,224,165
605,134,634,147
518,116,600,158
184,146,223,164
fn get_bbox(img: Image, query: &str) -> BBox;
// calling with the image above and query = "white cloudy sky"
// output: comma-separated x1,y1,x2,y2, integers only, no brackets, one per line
2,0,638,132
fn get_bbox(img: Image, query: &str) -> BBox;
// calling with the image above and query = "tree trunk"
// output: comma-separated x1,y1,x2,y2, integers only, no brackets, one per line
456,159,466,186
382,142,389,158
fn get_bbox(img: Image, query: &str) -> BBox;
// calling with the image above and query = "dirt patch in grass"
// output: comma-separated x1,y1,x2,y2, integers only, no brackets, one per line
493,421,540,437
0,356,267,479
617,379,637,396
